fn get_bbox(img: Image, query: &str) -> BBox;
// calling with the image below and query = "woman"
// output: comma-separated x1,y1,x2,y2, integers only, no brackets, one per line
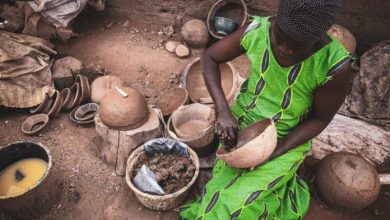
181,0,356,219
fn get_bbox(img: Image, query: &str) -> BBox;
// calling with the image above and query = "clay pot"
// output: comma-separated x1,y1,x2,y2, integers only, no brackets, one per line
46,90,63,117
75,74,90,104
69,107,95,126
68,83,82,110
216,119,277,169
90,75,125,104
30,94,53,114
99,87,149,130
0,141,60,219
30,94,50,114
125,145,200,211
327,24,357,54
60,88,73,112
167,103,216,157
21,114,50,135
315,152,380,211
181,19,209,48
74,103,99,121
155,87,189,117
182,57,238,105
207,0,248,39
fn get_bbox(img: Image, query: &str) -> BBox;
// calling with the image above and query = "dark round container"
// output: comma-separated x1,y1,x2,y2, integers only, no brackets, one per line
0,141,59,219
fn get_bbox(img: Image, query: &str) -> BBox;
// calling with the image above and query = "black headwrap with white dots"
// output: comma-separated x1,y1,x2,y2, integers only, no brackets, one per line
276,0,342,43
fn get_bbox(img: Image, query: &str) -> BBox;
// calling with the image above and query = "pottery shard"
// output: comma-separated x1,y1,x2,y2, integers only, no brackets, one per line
52,57,84,91
175,45,190,58
165,41,180,53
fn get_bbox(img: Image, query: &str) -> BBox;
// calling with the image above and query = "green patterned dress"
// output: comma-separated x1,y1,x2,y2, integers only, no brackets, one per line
180,16,350,220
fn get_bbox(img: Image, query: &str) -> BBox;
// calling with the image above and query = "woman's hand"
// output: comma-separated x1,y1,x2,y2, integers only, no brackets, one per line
216,109,239,150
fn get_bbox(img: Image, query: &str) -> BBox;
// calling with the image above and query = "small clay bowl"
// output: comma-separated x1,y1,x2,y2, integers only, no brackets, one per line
75,103,99,121
68,83,82,110
70,107,95,126
60,88,74,112
47,90,63,117
30,94,51,114
76,74,90,104
21,114,49,135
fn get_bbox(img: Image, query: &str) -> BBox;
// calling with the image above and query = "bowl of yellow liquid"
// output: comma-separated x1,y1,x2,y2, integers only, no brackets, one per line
0,141,59,219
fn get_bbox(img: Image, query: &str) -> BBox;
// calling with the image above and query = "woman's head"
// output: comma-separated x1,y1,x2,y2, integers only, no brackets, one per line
274,0,342,56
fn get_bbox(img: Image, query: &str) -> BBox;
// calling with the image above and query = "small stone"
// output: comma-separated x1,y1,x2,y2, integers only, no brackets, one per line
158,39,164,44
111,172,116,177
158,31,163,36
104,22,115,29
145,81,150,86
373,209,380,216
175,44,190,58
165,41,180,53
144,29,148,32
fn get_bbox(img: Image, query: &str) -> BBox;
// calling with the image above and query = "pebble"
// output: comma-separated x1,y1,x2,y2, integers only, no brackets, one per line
175,44,190,58
165,41,180,53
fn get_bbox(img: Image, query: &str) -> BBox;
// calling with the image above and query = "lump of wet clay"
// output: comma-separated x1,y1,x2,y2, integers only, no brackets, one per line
99,87,149,129
91,75,125,104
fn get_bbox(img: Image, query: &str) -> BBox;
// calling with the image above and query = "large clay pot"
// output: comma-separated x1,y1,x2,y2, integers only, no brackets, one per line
216,119,277,169
99,87,149,130
207,0,248,39
327,24,357,54
181,19,209,48
0,141,60,219
125,145,200,211
315,152,380,211
182,57,238,105
155,87,189,117
166,103,216,157
91,75,125,104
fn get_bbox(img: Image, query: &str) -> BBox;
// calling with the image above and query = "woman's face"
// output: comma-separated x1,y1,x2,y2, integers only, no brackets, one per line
272,22,314,58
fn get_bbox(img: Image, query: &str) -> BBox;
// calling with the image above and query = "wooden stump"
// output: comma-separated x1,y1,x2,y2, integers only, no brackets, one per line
95,107,162,176
311,114,390,165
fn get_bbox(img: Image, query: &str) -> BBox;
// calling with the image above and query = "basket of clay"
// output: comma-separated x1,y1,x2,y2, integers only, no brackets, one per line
125,138,200,211
182,57,239,105
167,103,216,157
217,118,277,169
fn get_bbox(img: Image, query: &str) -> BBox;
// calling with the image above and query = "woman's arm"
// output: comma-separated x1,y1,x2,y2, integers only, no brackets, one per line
203,23,249,147
269,62,357,159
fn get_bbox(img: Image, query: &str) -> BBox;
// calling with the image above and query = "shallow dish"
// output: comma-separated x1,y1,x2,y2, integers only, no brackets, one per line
21,114,50,135
69,107,95,126
74,103,99,121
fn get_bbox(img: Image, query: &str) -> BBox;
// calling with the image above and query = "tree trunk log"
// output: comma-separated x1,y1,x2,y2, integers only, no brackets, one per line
311,114,390,165
95,107,162,176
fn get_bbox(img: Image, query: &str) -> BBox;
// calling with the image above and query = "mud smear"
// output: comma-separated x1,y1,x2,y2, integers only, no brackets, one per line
133,152,196,194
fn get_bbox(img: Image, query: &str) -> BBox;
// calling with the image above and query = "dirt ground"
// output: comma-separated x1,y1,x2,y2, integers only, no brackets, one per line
0,10,389,220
